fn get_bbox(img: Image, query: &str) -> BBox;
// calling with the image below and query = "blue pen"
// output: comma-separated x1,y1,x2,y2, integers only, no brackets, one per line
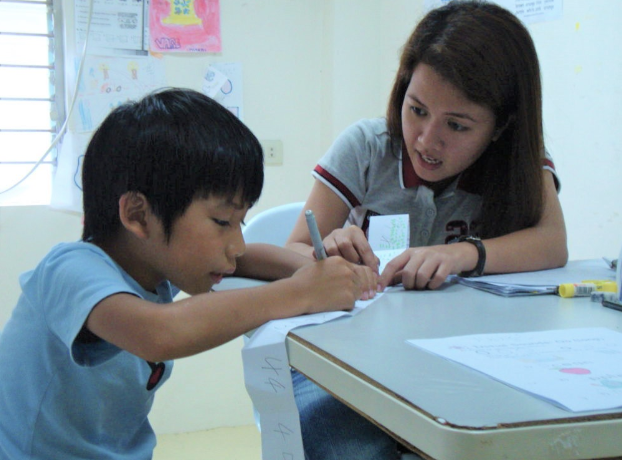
305,209,327,260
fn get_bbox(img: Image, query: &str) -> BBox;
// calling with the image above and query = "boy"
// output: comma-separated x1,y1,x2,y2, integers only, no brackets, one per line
0,88,376,459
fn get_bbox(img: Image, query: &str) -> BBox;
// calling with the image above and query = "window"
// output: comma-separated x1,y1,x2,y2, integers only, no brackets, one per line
0,0,64,206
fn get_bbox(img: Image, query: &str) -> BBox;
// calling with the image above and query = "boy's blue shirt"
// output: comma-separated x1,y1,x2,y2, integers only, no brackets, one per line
0,241,177,459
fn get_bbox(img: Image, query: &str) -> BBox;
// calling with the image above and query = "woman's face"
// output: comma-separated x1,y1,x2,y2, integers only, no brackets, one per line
401,63,498,183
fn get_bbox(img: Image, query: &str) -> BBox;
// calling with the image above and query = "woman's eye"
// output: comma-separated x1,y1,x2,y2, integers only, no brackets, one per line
411,106,426,117
448,121,468,132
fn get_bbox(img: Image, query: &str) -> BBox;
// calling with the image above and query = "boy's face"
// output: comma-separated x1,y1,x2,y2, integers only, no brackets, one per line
147,194,249,295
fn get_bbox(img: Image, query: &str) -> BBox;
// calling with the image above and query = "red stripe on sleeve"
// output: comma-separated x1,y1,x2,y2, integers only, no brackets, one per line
314,165,361,208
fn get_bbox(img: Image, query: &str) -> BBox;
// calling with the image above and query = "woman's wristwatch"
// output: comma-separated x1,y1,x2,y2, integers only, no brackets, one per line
456,235,486,277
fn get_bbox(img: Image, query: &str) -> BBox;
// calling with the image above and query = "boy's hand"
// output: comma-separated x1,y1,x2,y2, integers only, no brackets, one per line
292,256,378,313
322,225,380,274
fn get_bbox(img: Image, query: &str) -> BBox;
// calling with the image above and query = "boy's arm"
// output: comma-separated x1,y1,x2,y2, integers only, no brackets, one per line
233,243,312,280
86,257,376,362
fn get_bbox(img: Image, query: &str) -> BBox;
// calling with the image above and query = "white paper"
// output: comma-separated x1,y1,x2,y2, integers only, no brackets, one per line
424,0,563,24
74,0,149,56
202,66,229,99
210,62,244,120
511,0,563,24
242,295,384,459
408,327,622,412
368,214,409,274
368,214,409,251
242,311,346,459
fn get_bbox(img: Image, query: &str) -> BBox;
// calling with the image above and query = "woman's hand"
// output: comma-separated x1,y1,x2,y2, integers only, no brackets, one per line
322,225,380,273
379,243,479,290
287,181,380,273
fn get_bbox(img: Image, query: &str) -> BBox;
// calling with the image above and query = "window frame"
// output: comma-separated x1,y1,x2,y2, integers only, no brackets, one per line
0,0,65,206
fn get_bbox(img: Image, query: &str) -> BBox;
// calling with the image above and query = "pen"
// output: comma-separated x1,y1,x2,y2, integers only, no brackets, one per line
602,299,622,313
305,209,327,260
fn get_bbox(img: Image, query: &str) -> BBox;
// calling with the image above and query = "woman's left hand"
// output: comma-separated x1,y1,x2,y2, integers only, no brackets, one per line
379,243,478,290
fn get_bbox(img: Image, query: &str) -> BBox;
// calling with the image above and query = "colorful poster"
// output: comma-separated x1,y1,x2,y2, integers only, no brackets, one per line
149,0,221,53
73,56,166,133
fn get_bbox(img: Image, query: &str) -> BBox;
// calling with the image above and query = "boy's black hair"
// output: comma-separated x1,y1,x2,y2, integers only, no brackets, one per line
81,88,264,243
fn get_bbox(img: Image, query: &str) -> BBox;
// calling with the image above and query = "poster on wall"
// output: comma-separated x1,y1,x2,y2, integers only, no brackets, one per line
149,0,221,53
73,55,167,133
202,62,244,120
74,0,150,56
424,0,563,24
52,55,166,212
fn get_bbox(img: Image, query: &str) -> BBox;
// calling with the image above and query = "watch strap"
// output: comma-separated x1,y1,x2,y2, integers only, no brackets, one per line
457,236,486,277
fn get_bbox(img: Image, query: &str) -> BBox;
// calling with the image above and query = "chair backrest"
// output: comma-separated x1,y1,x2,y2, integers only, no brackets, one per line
243,202,305,246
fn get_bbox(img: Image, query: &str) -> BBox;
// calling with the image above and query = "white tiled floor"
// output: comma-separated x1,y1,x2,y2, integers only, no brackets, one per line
153,425,261,460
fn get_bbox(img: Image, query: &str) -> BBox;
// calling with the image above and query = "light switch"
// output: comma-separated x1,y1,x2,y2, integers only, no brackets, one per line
261,140,283,166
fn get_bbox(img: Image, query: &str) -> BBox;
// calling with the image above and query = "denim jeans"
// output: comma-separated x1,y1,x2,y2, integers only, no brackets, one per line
292,369,402,460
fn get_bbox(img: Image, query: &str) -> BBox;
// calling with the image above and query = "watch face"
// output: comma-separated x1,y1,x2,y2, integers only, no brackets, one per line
460,235,480,242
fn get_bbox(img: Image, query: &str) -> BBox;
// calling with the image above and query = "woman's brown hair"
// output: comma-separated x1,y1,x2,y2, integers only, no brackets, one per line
387,0,545,239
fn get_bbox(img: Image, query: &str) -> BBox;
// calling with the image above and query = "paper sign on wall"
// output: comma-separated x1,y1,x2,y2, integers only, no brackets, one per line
424,0,563,24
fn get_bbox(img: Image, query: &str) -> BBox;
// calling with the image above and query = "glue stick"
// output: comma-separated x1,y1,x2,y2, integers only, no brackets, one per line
558,283,597,298
558,281,617,298
583,280,618,292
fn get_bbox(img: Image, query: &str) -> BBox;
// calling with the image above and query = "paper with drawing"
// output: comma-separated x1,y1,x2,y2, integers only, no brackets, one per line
409,327,622,412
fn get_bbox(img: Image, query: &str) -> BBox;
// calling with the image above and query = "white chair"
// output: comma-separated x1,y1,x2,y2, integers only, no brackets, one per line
243,201,305,246
241,201,305,432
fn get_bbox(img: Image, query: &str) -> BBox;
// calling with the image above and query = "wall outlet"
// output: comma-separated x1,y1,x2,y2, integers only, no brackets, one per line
261,140,283,166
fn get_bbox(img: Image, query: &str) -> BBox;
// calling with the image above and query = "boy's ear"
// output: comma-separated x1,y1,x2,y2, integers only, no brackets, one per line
119,192,152,239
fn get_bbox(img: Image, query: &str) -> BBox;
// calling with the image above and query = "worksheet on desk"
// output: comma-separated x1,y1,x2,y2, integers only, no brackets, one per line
408,327,622,412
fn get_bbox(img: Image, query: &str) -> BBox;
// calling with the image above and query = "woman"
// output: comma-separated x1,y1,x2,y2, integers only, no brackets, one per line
286,1,568,458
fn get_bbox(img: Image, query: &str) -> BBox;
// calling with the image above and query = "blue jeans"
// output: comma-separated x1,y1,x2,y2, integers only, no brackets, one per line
292,369,401,460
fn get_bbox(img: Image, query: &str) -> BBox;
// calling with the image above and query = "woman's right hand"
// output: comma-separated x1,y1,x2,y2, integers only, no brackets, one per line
291,256,378,313
322,225,380,274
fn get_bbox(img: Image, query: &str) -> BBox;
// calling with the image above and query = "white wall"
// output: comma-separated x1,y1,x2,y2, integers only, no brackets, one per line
531,1,622,260
1,0,621,436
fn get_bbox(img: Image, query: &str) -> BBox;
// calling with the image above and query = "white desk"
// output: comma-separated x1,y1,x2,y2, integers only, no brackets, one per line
218,278,622,460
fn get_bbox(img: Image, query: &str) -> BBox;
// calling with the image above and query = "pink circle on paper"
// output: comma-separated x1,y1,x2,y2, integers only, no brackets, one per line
560,368,591,375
